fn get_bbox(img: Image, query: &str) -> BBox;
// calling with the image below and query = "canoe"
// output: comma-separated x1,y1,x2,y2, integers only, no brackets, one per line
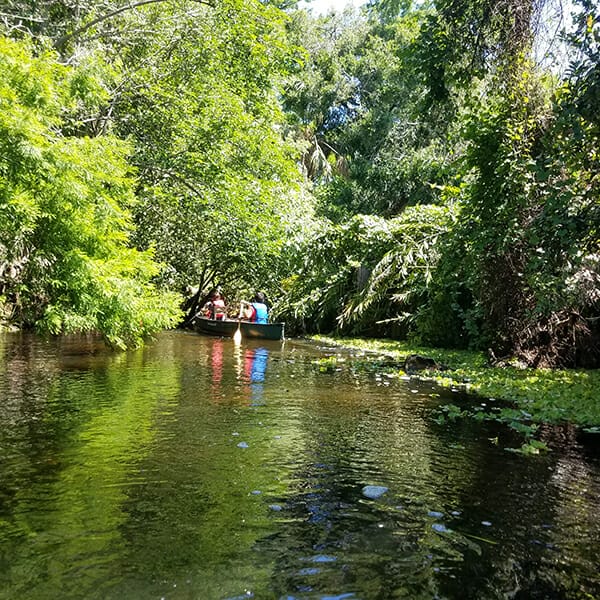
192,316,285,340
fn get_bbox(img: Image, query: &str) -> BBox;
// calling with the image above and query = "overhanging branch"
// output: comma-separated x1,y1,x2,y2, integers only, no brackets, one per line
55,0,215,51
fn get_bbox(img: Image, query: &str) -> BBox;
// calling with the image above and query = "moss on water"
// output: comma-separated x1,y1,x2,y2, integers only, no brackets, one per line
311,335,600,428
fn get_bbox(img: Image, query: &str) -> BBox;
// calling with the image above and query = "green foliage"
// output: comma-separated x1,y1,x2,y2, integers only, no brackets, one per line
313,356,340,372
283,0,599,369
398,0,598,365
275,215,386,333
284,7,461,217
0,0,94,39
340,204,459,330
102,0,306,300
1,0,597,370
275,204,458,336
367,0,416,24
3,0,309,306
0,36,182,347
432,403,466,423
504,439,550,455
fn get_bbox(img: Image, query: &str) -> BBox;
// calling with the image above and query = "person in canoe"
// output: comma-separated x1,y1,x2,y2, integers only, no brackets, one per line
203,289,227,320
240,292,268,324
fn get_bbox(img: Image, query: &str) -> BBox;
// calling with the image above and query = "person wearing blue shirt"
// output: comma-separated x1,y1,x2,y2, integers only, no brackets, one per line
241,292,269,324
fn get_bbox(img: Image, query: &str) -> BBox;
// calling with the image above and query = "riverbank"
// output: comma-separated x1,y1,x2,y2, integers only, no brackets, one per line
311,335,600,429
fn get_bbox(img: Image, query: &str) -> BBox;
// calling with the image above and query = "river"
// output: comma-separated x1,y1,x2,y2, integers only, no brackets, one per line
0,330,599,599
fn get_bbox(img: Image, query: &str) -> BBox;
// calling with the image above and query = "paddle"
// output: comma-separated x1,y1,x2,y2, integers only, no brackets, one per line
233,320,242,344
233,303,243,344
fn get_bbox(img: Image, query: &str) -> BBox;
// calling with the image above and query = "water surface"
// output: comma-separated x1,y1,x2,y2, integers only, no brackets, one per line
0,331,599,599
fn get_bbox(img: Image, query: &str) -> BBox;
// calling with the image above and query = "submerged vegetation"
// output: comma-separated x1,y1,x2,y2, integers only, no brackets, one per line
0,0,598,377
312,335,600,429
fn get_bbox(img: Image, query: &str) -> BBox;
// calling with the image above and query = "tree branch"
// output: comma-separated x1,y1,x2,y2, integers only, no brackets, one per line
139,165,205,197
55,0,215,51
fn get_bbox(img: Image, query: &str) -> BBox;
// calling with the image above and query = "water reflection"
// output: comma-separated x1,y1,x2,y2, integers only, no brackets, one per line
209,338,224,391
246,347,268,406
0,333,182,599
0,331,599,600
232,345,269,406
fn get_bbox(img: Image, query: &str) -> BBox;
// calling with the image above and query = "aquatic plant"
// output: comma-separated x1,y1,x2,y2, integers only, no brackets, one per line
312,335,600,428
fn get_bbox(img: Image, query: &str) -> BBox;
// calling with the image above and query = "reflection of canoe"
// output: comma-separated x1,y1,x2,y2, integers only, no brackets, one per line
193,316,285,340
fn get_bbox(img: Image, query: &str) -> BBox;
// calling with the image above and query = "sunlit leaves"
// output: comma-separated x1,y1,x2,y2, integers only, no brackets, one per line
0,36,182,347
276,205,458,335
339,204,459,329
284,8,453,216
105,0,304,299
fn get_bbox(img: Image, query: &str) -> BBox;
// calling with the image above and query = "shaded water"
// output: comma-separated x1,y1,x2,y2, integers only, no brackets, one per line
0,331,599,599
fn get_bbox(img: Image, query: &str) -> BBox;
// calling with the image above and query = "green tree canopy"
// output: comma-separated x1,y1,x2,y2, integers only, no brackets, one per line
0,36,182,348
80,0,310,305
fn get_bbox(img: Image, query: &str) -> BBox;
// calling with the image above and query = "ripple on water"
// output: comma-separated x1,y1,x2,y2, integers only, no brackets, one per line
1,332,600,600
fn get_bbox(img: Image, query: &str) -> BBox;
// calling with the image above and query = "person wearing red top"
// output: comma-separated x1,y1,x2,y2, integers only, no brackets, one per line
203,290,226,320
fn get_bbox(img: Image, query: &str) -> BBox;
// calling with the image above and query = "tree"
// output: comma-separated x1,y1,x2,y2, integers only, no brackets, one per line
284,6,462,218
0,36,182,348
88,0,309,311
414,0,600,366
275,205,457,335
3,0,313,317
281,0,599,368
